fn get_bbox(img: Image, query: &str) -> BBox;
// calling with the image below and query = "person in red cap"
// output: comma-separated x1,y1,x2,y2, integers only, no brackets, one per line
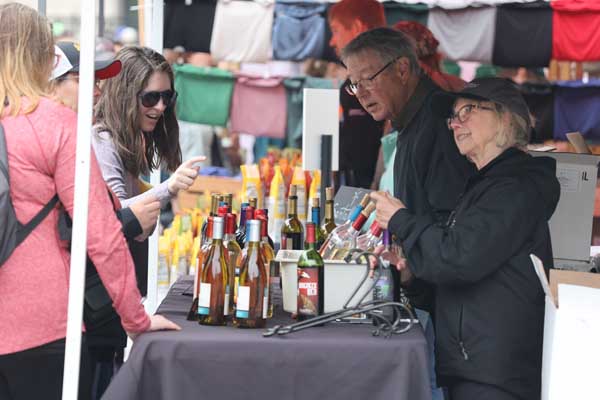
52,41,122,111
51,41,165,400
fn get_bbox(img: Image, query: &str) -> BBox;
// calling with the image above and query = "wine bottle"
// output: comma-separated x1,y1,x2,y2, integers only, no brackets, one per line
254,210,275,318
321,187,336,235
249,197,258,209
198,216,231,326
297,222,324,321
319,193,370,256
321,203,376,260
356,221,383,252
201,193,220,240
310,197,326,250
235,220,268,329
281,185,304,250
224,193,233,212
224,213,241,314
189,216,215,321
235,202,250,249
372,230,399,324
254,209,275,253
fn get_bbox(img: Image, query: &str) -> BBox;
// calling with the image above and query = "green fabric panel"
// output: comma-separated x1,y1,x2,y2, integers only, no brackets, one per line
173,64,235,127
384,2,428,27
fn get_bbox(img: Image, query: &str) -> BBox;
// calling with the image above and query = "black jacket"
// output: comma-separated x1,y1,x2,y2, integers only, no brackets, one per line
389,148,560,400
391,75,475,311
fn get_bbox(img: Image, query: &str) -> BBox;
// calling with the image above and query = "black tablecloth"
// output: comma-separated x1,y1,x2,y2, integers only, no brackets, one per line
102,277,432,400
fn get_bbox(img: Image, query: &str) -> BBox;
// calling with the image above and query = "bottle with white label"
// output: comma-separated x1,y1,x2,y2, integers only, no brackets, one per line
198,216,231,326
234,220,268,329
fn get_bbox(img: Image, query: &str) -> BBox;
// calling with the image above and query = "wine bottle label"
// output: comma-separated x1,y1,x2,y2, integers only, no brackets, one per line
236,286,250,318
198,283,211,315
298,267,320,317
224,285,230,316
262,287,269,319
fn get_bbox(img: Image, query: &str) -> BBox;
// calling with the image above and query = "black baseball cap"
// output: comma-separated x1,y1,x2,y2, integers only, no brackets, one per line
54,41,121,80
431,77,530,124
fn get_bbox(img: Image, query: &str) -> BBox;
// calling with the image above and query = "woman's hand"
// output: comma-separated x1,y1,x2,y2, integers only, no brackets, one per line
129,195,161,239
167,156,206,196
128,314,181,340
369,191,406,230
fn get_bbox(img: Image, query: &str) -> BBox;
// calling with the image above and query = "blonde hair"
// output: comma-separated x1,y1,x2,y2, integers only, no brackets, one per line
490,102,531,149
0,3,54,117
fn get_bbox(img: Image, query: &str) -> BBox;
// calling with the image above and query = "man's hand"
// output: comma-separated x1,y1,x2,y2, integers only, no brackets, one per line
129,195,161,240
370,191,406,229
167,156,206,196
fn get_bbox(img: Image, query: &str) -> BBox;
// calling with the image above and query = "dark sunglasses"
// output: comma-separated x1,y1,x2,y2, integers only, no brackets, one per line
139,90,177,108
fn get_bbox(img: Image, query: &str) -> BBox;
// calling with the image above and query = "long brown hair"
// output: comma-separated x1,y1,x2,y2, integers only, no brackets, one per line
94,46,181,177
0,3,54,117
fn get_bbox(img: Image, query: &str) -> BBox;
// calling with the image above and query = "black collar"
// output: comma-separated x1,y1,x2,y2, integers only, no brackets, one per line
392,75,438,132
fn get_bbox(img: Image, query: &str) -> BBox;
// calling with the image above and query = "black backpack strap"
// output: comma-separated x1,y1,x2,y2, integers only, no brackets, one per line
15,194,60,245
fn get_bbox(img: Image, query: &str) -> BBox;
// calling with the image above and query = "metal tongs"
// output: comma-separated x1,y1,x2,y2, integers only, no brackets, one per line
263,249,416,338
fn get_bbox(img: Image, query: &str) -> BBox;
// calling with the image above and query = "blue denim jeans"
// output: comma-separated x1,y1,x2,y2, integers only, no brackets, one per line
415,308,444,400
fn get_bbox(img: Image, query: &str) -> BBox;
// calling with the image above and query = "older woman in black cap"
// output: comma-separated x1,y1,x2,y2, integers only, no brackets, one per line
371,77,560,400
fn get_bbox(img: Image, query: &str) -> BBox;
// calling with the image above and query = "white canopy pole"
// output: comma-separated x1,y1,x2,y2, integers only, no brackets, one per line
144,0,165,315
37,0,46,16
61,0,96,398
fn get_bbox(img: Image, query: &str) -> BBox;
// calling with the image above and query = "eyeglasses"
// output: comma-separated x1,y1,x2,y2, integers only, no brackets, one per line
446,103,494,129
139,90,177,108
345,57,399,96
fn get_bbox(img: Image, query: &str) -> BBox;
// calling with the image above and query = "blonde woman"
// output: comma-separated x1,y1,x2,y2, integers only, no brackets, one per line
0,4,179,399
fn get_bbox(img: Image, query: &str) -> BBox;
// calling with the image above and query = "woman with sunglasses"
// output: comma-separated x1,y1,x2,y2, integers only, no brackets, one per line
93,46,204,221
371,78,560,400
0,4,179,399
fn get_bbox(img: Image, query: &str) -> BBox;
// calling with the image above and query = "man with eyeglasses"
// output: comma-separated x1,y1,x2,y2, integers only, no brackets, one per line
343,28,476,400
327,0,386,189
343,27,475,308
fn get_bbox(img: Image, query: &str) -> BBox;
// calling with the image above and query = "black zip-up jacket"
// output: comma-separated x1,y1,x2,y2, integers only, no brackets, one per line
389,147,560,400
391,75,475,311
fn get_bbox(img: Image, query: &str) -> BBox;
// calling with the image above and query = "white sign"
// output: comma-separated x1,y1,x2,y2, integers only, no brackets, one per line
302,88,339,172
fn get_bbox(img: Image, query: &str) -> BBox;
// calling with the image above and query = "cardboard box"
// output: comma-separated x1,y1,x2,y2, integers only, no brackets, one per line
531,255,600,400
275,250,372,313
530,151,600,269
177,175,242,210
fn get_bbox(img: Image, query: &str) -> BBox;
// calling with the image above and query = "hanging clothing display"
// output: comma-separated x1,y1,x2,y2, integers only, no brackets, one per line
210,0,275,63
384,2,429,27
492,1,552,67
272,2,327,61
230,74,287,139
554,80,600,140
551,0,600,61
427,6,497,63
173,64,235,127
240,60,303,78
163,0,217,52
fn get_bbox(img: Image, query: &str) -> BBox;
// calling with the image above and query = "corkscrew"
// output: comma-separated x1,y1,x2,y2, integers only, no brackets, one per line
263,249,416,338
